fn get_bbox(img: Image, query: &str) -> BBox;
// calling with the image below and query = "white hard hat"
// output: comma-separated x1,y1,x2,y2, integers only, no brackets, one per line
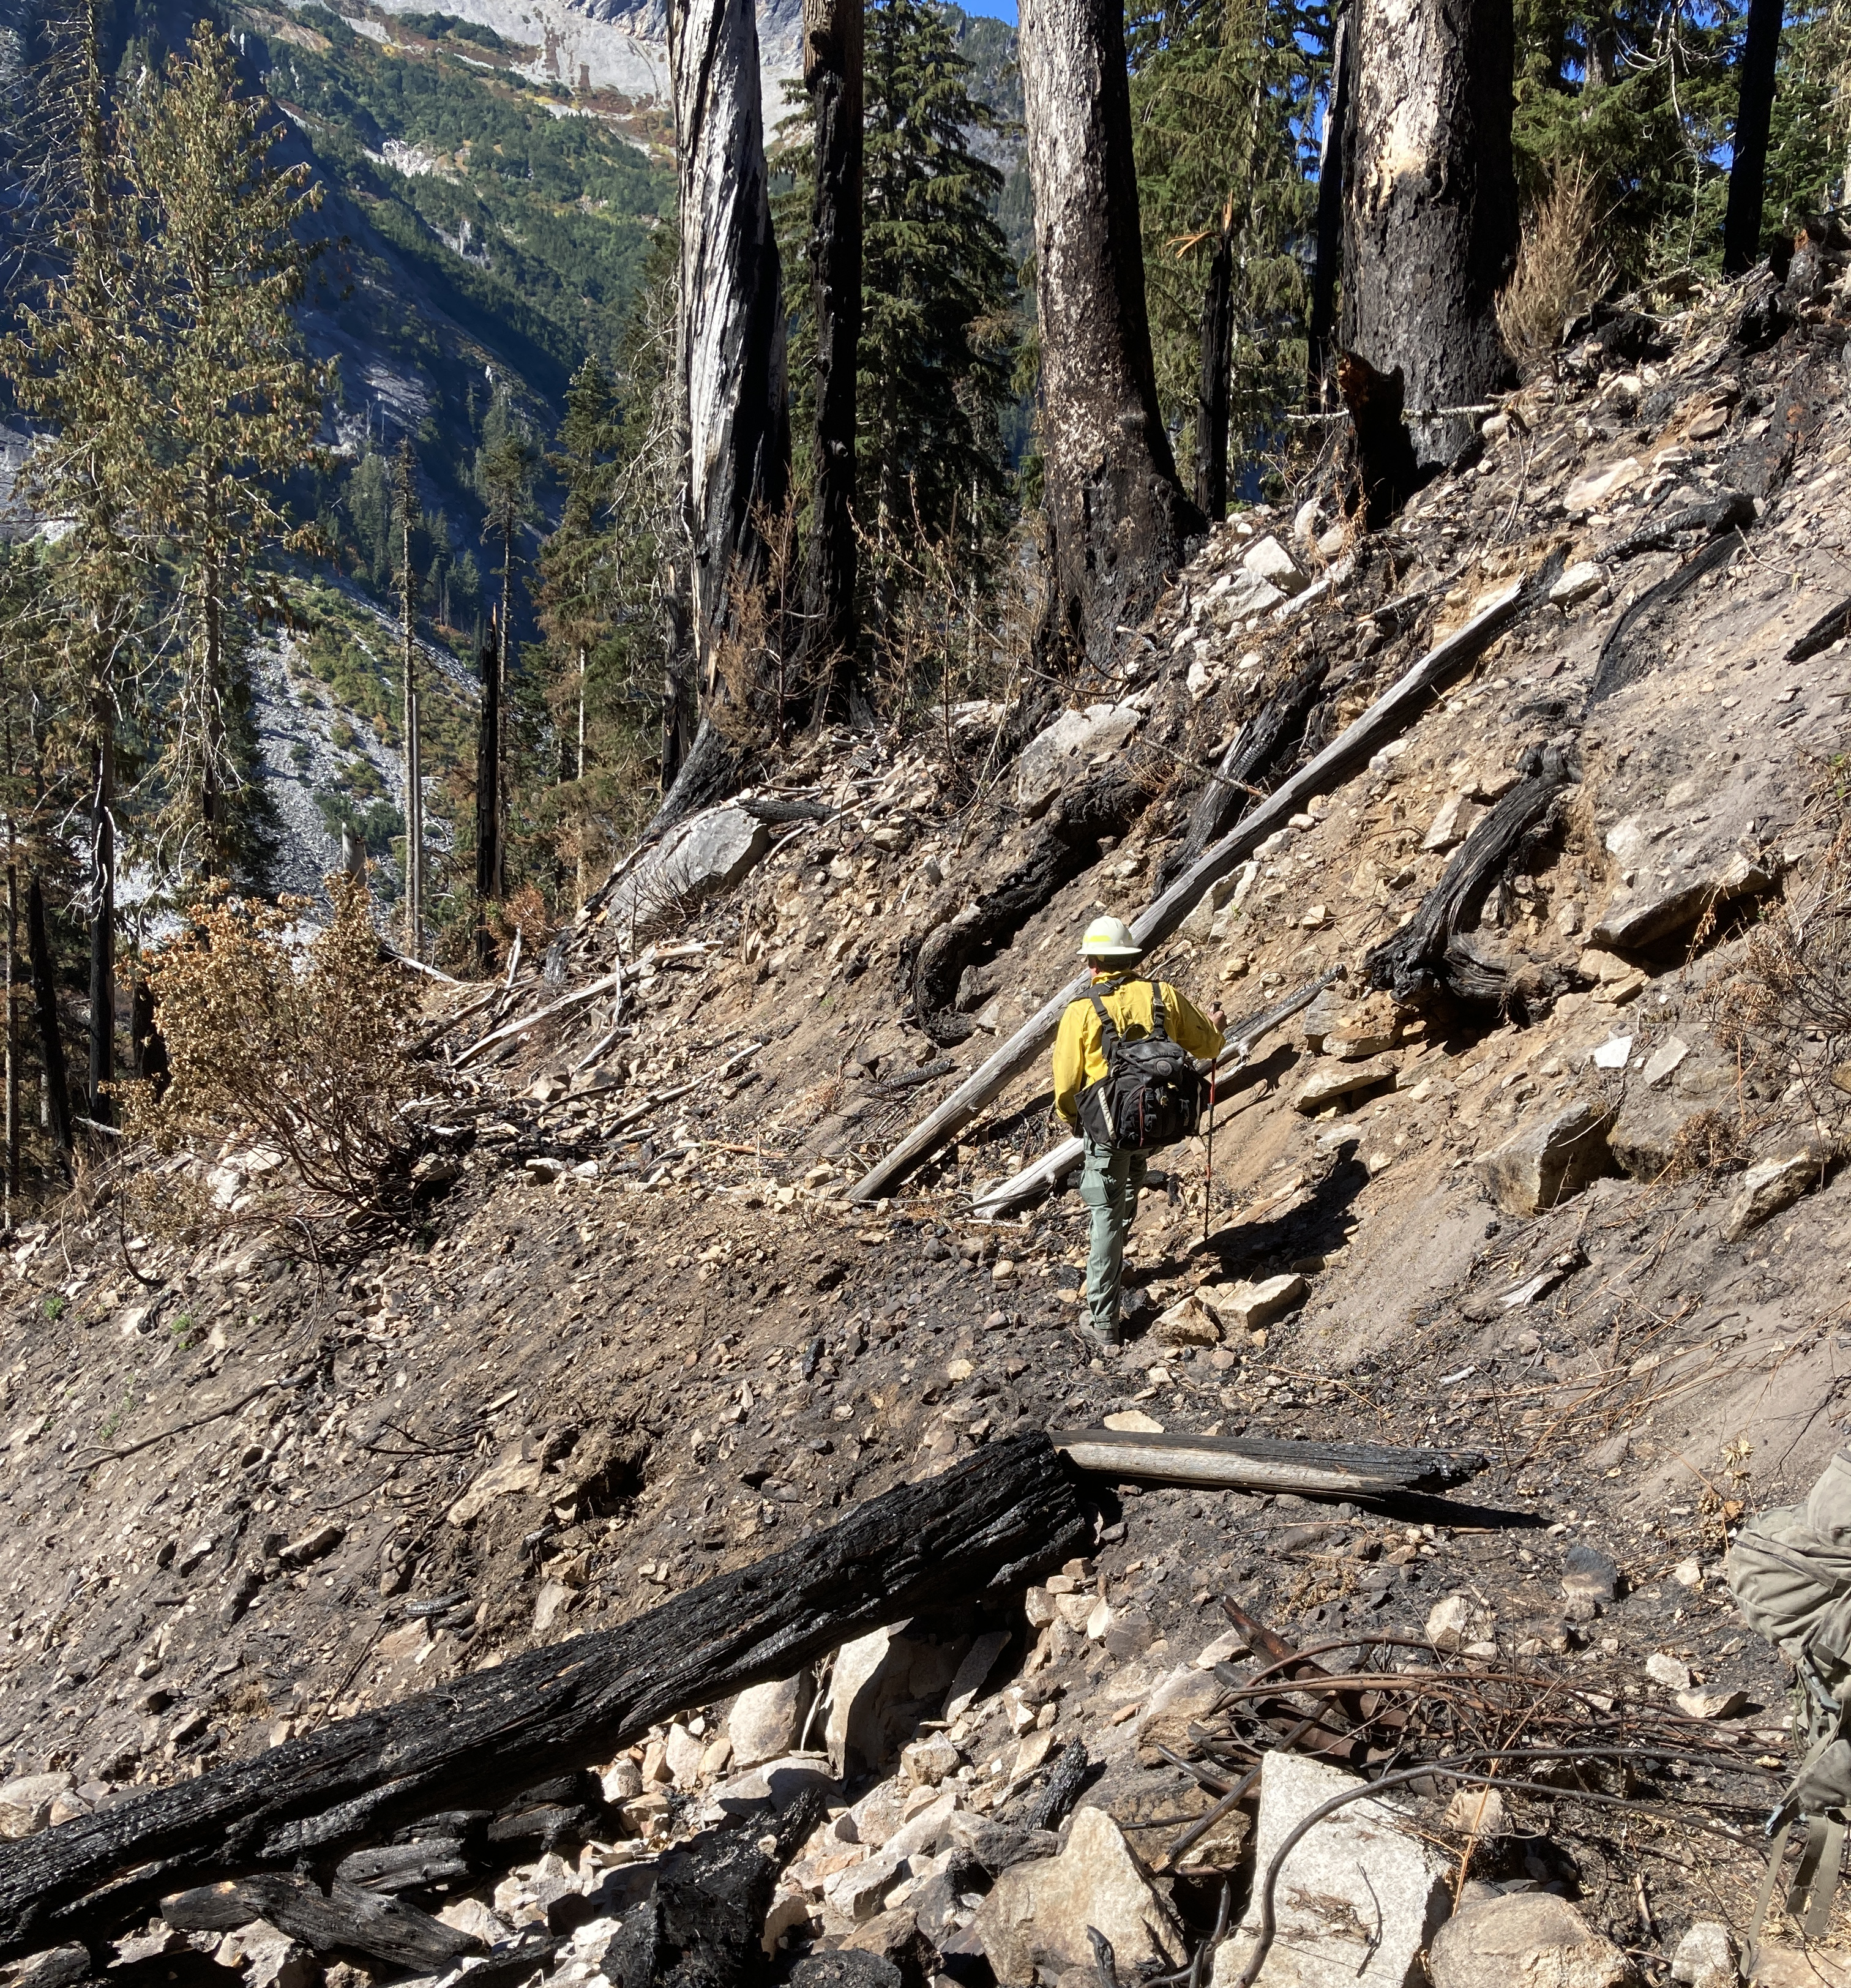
1079,915,1141,962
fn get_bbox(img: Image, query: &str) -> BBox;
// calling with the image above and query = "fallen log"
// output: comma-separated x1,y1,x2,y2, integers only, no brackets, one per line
1363,744,1572,1017
161,1874,480,1972
968,969,1341,1220
1590,531,1741,703
851,580,1527,1202
454,968,626,1069
0,1435,1088,1962
1050,1429,1483,1498
1786,592,1851,665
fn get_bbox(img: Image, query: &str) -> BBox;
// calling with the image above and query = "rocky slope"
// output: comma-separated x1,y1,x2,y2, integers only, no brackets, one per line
3,260,1851,1988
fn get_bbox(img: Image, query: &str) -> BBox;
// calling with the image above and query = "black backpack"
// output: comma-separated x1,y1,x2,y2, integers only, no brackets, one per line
1075,981,1205,1153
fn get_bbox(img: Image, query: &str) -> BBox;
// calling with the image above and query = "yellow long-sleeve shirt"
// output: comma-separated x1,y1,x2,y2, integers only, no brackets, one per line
1052,973,1225,1127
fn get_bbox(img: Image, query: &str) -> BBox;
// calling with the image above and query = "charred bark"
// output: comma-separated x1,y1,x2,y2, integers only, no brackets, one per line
0,1436,1087,1961
1363,744,1571,1017
162,1876,481,1974
1194,228,1233,521
1589,533,1741,704
1157,655,1329,890
800,0,862,700
1306,9,1352,408
86,718,113,1124
907,772,1151,1045
1337,352,1423,528
1341,0,1516,470
1019,0,1202,671
1722,0,1784,277
26,880,71,1162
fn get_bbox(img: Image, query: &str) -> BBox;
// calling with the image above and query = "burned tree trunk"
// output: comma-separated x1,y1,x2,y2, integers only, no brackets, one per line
25,880,70,1161
1019,0,1202,671
800,0,862,701
1363,744,1571,1017
1194,225,1233,521
1722,0,1784,276
657,0,790,830
1341,0,1516,471
474,611,501,970
1338,351,1424,528
1306,8,1352,408
0,1435,1087,1961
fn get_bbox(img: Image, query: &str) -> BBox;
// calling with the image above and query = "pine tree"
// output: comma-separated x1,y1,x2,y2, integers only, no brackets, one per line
129,21,329,881
1126,0,1317,509
0,0,154,1118
777,0,1018,651
537,354,621,903
472,391,537,953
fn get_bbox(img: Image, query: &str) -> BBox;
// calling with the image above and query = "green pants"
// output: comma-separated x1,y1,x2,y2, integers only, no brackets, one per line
1080,1138,1147,1339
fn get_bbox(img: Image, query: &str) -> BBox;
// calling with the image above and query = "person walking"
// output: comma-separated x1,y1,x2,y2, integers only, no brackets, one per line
1052,916,1224,1350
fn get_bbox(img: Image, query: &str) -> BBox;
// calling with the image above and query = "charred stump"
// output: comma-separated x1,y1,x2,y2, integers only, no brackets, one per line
1363,744,1572,1018
1337,352,1423,529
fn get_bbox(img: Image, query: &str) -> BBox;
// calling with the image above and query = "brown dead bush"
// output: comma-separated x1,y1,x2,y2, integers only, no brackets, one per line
119,874,431,1249
1497,169,1607,379
1703,759,1851,1142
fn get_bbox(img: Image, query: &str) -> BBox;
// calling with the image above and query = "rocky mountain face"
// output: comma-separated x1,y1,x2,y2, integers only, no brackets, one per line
1,267,1849,1988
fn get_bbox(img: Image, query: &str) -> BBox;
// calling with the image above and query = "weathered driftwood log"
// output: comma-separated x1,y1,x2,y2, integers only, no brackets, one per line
162,1875,481,1972
0,1436,1089,1962
850,578,1527,1203
1050,1430,1483,1497
1363,744,1572,1018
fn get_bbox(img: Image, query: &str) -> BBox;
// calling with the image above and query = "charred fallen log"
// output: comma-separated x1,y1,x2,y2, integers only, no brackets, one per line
1157,656,1329,892
906,769,1151,1046
1589,534,1741,704
161,1875,480,1974
1363,745,1572,1017
604,1788,822,1988
0,1436,1089,1963
1603,486,1754,563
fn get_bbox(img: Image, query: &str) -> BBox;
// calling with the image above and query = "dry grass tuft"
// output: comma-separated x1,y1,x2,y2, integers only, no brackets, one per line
1498,169,1608,379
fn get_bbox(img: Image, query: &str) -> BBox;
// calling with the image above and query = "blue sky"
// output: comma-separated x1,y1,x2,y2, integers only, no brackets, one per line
960,0,1017,22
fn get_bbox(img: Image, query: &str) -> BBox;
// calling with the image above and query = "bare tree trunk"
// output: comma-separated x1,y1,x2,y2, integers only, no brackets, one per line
670,0,788,679
200,556,225,875
26,880,71,1164
1194,225,1233,520
474,611,501,970
400,509,422,960
1722,0,1784,276
660,566,698,795
4,837,15,1207
1019,0,1202,672
652,0,788,835
495,524,513,901
1306,8,1352,408
1342,0,1517,471
88,709,113,1123
801,0,862,708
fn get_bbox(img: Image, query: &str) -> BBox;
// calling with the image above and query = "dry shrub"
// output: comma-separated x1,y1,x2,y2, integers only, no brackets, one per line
121,874,428,1247
1663,1108,1749,1180
1497,169,1608,379
1704,760,1851,1143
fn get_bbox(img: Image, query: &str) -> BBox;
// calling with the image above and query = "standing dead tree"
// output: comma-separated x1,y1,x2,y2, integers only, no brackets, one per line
799,0,862,706
1019,0,1202,673
1722,0,1784,276
1341,0,1517,475
657,0,791,830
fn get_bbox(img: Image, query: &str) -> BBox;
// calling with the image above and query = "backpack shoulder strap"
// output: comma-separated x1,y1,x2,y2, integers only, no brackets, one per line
1148,982,1171,1041
1086,987,1121,1059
